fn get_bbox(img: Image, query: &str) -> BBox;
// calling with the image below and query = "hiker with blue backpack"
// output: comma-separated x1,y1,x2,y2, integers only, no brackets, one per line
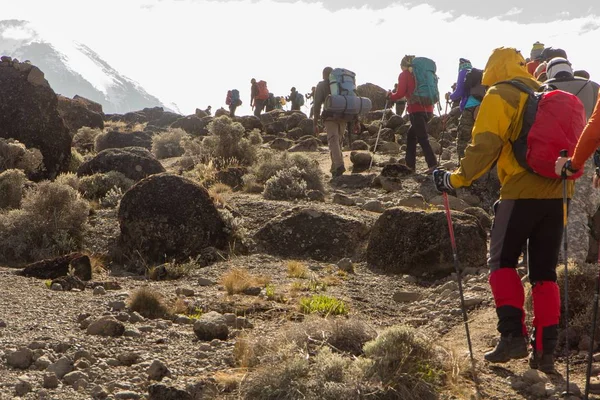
449,58,486,159
433,47,587,375
286,87,305,111
225,89,242,117
388,55,438,173
313,66,372,177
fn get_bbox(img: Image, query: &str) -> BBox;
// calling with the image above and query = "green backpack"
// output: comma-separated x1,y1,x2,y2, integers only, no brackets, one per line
409,57,440,106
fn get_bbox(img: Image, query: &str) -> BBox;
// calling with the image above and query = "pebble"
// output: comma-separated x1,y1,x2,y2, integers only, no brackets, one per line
147,360,170,381
15,379,32,396
523,369,547,384
175,287,195,297
115,312,130,322
108,300,127,311
392,291,422,303
463,297,485,307
63,371,87,385
337,258,354,272
124,329,142,338
47,357,74,379
93,286,106,295
7,347,34,369
197,278,215,286
362,200,385,213
0,319,6,328
114,391,142,399
129,311,144,324
50,283,63,291
43,373,59,389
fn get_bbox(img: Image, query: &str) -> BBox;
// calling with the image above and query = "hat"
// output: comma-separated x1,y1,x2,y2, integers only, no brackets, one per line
530,41,545,60
541,47,568,62
459,58,472,71
534,62,547,80
547,57,573,79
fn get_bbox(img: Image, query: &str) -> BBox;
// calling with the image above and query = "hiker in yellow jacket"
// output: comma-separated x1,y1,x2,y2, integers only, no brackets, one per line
433,47,573,373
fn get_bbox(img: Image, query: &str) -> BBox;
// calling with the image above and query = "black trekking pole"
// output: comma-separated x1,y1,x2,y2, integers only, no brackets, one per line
436,101,450,165
584,167,600,400
560,149,573,397
368,100,389,170
442,192,480,398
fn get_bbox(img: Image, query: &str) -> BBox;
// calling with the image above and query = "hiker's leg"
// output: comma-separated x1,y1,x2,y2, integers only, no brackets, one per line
457,108,475,160
230,105,236,118
528,199,563,372
414,112,437,168
485,200,539,362
405,113,418,170
324,120,344,173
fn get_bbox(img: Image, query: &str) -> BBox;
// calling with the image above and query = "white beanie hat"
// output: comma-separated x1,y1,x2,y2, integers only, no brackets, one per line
547,57,573,79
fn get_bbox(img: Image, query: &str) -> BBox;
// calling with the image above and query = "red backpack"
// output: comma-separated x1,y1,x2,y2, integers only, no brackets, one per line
256,80,269,100
226,90,232,106
501,80,586,180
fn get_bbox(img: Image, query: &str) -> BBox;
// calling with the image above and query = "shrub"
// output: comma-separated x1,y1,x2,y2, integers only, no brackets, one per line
78,171,134,199
55,173,80,191
100,187,124,208
263,166,307,200
128,286,169,319
73,127,102,153
287,260,308,278
0,138,43,174
151,128,186,159
221,268,269,295
251,151,324,192
203,116,260,166
299,295,348,316
69,148,85,173
148,259,199,281
0,181,89,263
0,169,28,210
184,160,218,187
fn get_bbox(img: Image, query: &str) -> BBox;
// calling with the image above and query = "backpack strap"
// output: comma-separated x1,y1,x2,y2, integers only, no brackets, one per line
496,79,536,96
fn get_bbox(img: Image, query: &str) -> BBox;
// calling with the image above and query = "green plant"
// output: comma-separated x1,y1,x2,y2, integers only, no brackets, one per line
148,259,199,281
128,286,169,319
0,169,28,210
69,148,85,173
201,116,261,166
0,181,89,264
100,186,124,208
0,138,43,174
250,151,324,192
55,172,80,191
265,283,276,300
263,166,307,200
299,295,347,316
73,127,102,153
78,171,134,199
151,128,187,159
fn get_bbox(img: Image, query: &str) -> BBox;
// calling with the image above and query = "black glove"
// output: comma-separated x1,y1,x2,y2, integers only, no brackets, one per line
433,168,454,193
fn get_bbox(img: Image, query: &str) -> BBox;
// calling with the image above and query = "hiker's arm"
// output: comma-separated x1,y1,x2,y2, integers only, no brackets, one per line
572,90,600,170
450,70,466,102
313,82,327,132
450,90,511,188
389,73,407,101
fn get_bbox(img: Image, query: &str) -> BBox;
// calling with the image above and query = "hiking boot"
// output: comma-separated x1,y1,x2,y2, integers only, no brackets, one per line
484,335,529,363
529,351,556,374
331,166,345,177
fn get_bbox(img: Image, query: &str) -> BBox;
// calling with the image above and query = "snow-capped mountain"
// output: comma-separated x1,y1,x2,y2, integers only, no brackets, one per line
0,20,177,114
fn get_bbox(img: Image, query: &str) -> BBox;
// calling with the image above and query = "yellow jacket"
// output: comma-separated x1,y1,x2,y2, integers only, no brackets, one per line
449,47,573,199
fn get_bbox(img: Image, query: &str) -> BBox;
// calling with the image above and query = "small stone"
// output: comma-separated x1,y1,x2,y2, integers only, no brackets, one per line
337,258,354,273
93,286,106,296
242,286,261,296
174,315,193,325
35,356,52,370
115,391,142,400
198,278,215,286
463,297,484,308
117,352,140,366
138,325,154,333
124,329,142,338
43,373,59,389
236,316,253,329
74,359,90,370
115,312,130,322
86,316,125,337
332,193,355,206
106,358,121,366
223,313,237,326
50,283,63,291
73,378,88,391
63,371,87,385
147,360,170,381
128,312,144,323
0,320,6,328
307,190,325,202
15,379,32,396
529,382,546,396
393,291,422,303
362,200,385,213
193,311,229,341
7,348,34,369
91,385,108,399
47,356,74,379
148,383,192,400
108,300,126,311
175,287,195,297
523,369,547,384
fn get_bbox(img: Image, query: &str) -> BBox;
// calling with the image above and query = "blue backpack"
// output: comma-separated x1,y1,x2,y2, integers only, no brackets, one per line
296,93,305,106
329,68,357,96
409,57,439,106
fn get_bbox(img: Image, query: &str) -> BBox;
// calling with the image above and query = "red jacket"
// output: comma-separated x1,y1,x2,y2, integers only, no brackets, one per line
389,70,433,113
526,60,540,76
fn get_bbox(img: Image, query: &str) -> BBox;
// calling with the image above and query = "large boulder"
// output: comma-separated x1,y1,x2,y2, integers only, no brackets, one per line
118,174,229,263
95,130,153,151
171,116,210,136
356,83,388,113
234,115,263,132
57,95,104,134
285,112,307,131
149,111,182,128
19,253,92,281
78,147,165,181
0,57,71,179
367,207,487,276
73,95,103,114
254,207,371,261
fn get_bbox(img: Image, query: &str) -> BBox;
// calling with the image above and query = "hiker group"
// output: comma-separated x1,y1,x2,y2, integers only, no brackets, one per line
225,80,308,118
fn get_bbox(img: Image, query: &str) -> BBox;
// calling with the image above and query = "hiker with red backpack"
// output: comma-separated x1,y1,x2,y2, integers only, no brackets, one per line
449,58,485,159
433,47,586,374
527,42,545,76
388,55,438,173
250,78,269,117
225,89,242,117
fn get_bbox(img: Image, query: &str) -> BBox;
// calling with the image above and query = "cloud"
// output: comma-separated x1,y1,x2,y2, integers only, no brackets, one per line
504,7,523,17
2,0,600,115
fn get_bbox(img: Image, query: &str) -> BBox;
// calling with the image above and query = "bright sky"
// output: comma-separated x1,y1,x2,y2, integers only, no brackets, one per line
3,0,600,116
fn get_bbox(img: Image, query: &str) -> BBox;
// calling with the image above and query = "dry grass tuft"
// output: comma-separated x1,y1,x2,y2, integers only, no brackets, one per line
213,371,245,392
221,268,270,295
286,260,308,278
128,286,170,319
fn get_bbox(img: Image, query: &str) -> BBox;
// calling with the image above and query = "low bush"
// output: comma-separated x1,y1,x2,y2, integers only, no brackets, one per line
0,138,43,174
250,151,324,193
69,149,85,173
263,166,307,201
151,128,186,159
128,286,169,319
55,173,80,191
202,116,261,166
100,187,124,208
299,295,348,316
73,127,102,153
0,169,28,210
78,171,134,199
0,181,89,263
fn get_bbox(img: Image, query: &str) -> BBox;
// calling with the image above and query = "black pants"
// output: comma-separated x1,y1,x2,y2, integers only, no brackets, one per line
253,99,265,117
489,199,564,283
405,112,437,170
229,105,237,117
395,101,406,116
